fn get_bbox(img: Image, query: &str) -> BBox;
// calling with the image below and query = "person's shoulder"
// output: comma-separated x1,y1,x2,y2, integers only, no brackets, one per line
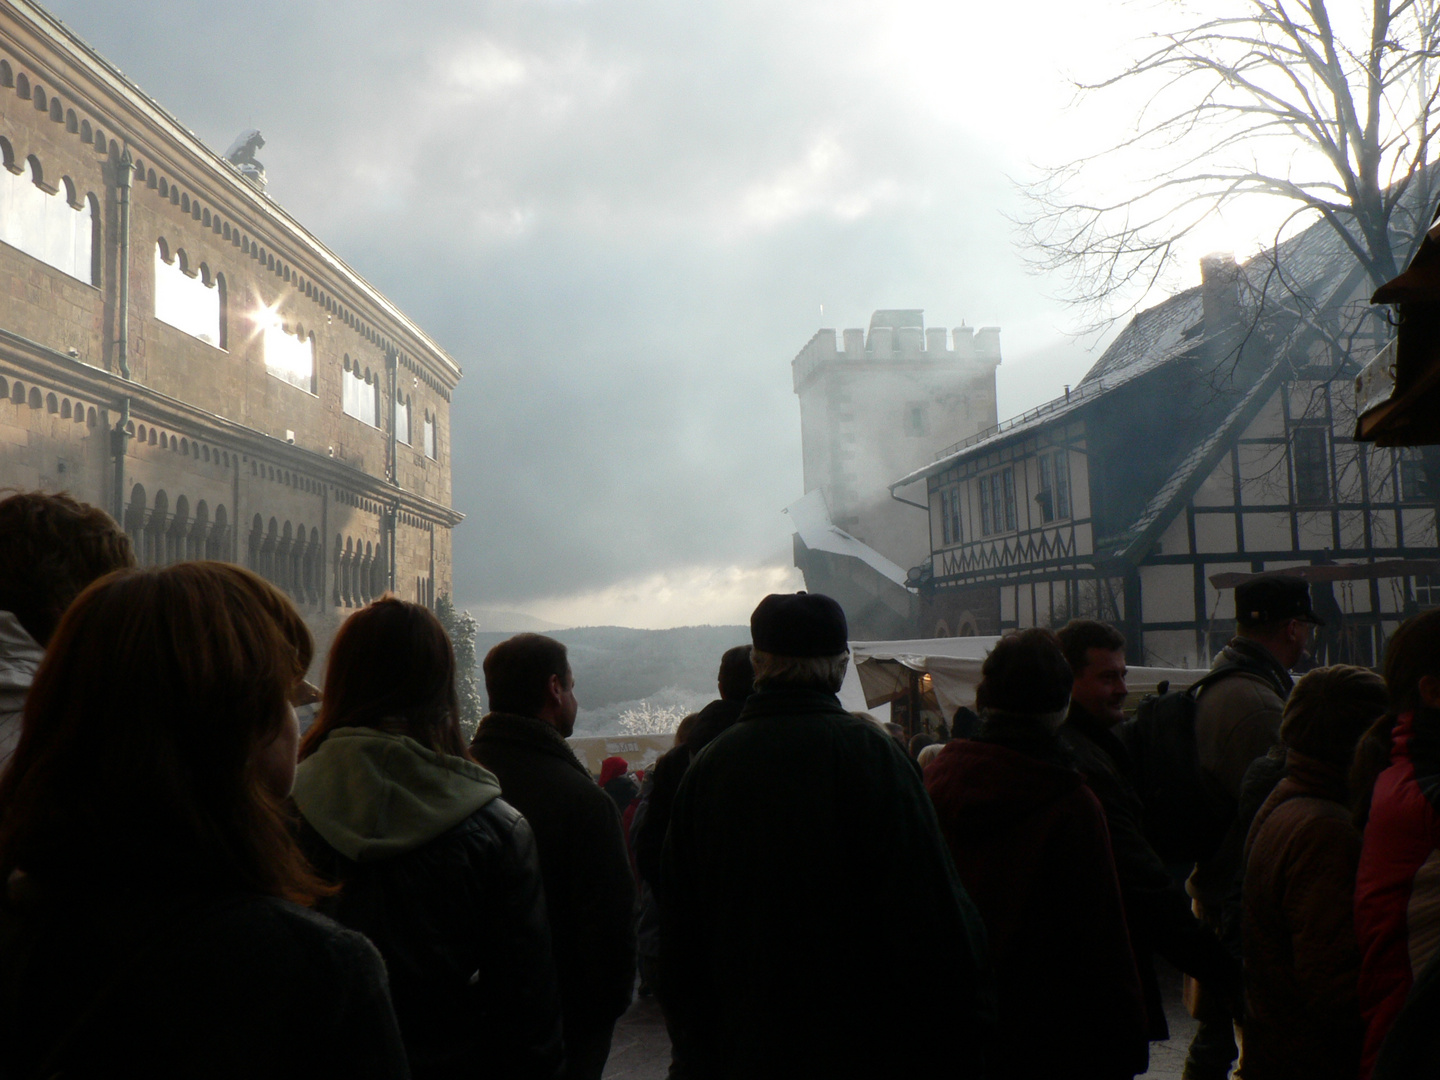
182,895,386,985
1198,667,1285,717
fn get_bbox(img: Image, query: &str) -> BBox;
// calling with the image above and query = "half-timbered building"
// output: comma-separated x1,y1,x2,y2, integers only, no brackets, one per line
892,222,1440,668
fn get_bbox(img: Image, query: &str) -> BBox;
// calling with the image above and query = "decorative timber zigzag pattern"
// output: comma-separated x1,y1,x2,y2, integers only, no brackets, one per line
938,527,1078,578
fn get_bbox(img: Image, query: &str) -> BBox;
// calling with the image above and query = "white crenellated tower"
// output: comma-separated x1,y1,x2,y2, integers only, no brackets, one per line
792,309,1001,576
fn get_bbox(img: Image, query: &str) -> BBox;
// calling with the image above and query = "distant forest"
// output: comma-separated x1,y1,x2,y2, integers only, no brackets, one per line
472,625,750,734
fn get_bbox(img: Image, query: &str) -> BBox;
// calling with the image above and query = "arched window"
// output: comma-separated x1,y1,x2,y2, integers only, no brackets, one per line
342,355,379,426
154,240,223,346
259,313,314,393
146,490,169,567
208,505,229,561
395,390,412,445
124,484,147,547
0,152,96,283
423,409,438,460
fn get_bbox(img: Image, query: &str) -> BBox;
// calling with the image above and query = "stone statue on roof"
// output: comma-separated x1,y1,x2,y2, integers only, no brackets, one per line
224,129,266,191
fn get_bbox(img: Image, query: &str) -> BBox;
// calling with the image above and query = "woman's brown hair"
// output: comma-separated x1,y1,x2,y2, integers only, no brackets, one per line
0,562,326,904
299,595,467,760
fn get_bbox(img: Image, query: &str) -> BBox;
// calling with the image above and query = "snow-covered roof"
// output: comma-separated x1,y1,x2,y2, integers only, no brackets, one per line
783,489,909,588
892,214,1369,494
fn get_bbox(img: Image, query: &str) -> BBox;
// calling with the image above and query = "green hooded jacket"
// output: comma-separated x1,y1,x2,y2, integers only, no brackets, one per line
293,727,502,861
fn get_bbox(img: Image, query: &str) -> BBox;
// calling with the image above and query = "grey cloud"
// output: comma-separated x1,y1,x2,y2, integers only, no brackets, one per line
46,0,1077,613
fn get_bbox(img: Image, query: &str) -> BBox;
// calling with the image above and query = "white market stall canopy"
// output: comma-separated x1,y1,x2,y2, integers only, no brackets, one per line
843,636,1201,720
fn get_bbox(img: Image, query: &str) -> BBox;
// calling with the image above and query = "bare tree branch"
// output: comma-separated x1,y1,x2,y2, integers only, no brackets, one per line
1018,0,1440,333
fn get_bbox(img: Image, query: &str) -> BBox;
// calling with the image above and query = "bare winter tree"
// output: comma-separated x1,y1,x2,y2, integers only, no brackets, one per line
1024,0,1440,330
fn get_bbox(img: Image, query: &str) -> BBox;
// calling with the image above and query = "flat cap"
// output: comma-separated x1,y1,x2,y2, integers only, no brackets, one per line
750,592,848,656
1236,574,1323,626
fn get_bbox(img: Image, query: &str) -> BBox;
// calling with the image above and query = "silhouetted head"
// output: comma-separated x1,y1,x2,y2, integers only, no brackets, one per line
975,628,1073,731
0,490,135,646
717,645,755,701
483,633,577,736
1280,664,1388,774
749,592,850,693
301,596,465,760
0,562,323,903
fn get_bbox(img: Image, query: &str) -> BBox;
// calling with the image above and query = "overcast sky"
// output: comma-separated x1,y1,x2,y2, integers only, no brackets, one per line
45,0,1236,627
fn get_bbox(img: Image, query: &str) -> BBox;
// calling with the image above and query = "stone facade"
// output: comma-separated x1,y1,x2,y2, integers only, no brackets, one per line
792,309,1001,575
0,0,462,661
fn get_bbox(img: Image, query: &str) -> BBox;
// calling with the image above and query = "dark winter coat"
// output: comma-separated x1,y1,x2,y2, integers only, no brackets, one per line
1240,751,1364,1080
927,718,1149,1080
660,687,995,1080
603,773,639,815
0,886,409,1080
1061,704,1239,1041
470,712,638,1046
633,696,745,892
294,728,565,1080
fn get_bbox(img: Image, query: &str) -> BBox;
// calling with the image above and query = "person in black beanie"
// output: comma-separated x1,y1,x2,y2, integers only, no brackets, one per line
659,593,995,1080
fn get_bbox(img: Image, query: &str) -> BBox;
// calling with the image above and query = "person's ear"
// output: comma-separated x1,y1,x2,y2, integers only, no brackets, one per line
1418,674,1440,710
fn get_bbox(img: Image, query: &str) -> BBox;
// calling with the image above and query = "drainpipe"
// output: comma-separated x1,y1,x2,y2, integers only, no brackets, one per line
386,349,399,486
111,148,134,521
386,350,399,592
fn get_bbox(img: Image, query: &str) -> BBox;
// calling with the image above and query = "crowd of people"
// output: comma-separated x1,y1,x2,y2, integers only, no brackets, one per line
1,488,1440,1079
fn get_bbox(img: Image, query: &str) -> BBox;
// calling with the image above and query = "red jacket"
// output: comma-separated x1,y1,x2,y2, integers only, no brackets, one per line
1355,710,1440,1078
926,735,1148,1080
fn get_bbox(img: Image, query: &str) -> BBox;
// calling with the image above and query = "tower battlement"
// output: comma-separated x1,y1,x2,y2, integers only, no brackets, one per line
792,312,1001,393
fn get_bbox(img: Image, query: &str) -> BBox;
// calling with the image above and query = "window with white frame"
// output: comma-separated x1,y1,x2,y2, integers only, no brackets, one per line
263,320,314,392
342,355,379,427
939,485,962,545
395,391,412,445
978,468,1017,535
1037,449,1072,522
1415,575,1440,607
423,409,438,459
155,241,224,346
0,151,95,284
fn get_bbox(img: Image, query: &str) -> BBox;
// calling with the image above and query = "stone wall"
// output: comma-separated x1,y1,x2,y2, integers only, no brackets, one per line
0,8,462,667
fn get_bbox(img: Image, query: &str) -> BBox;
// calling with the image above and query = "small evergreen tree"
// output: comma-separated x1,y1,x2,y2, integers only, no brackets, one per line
436,594,483,740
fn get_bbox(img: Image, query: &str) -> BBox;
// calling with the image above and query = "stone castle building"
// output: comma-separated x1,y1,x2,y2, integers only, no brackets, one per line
789,309,1000,637
0,0,462,651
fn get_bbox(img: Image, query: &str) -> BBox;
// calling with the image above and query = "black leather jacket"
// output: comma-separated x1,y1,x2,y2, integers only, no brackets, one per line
300,798,565,1080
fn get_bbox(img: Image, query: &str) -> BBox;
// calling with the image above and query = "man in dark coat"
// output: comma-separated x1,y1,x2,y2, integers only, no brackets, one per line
633,644,752,892
1056,620,1240,1042
660,593,994,1080
470,634,637,1080
927,627,1148,1080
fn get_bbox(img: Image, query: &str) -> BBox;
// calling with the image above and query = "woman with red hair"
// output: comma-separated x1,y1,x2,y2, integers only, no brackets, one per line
0,562,407,1078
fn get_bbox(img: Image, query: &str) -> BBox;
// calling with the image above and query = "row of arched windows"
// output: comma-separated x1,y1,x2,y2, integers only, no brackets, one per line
0,139,98,284
248,516,324,608
335,534,386,609
0,52,453,412
155,238,225,347
124,486,230,567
